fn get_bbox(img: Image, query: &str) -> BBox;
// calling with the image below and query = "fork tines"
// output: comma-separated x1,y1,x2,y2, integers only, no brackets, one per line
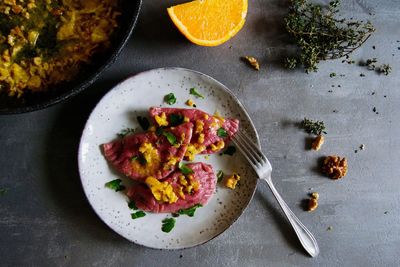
233,130,268,167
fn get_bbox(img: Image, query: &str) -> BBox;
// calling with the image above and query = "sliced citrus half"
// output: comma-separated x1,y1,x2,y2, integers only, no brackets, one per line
167,0,248,47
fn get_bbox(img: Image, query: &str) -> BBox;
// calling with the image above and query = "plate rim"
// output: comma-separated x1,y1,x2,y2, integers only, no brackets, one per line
77,67,260,249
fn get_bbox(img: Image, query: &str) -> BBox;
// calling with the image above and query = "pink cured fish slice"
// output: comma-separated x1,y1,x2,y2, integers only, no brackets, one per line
102,122,193,182
149,107,239,154
127,162,216,213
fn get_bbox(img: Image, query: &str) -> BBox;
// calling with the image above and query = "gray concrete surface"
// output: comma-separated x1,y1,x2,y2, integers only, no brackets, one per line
1,0,399,266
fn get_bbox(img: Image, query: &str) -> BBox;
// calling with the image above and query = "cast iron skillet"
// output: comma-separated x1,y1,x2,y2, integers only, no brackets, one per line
0,0,142,115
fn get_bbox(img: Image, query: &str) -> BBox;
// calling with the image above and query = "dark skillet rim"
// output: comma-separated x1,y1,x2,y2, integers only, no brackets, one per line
78,67,261,250
0,0,142,115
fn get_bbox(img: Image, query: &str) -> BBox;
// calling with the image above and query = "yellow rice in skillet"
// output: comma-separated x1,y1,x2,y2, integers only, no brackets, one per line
0,0,119,97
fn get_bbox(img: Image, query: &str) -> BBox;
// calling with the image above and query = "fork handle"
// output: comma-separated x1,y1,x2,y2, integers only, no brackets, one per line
263,178,320,257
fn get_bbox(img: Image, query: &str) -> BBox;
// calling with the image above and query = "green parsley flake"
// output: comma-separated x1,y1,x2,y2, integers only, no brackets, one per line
217,170,224,182
131,155,146,165
137,116,150,131
217,127,228,138
162,131,177,145
222,146,236,156
155,127,163,136
169,114,184,127
131,211,146,219
177,204,202,217
178,162,194,175
128,201,138,210
165,93,177,105
118,128,135,138
189,88,204,99
162,218,176,233
105,179,125,192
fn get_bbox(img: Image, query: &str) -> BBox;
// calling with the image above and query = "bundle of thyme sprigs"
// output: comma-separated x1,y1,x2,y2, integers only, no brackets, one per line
284,0,375,73
301,118,327,135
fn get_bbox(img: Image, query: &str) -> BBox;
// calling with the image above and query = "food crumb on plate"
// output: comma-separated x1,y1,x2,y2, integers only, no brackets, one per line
185,99,196,107
225,173,240,189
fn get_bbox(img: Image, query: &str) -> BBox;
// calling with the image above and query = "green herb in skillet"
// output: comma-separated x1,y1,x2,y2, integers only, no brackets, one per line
284,0,375,73
0,188,8,196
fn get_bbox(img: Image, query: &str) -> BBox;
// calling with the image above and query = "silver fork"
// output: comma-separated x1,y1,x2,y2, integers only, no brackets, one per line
233,130,320,257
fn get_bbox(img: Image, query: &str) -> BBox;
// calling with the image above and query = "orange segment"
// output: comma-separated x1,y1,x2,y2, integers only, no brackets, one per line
167,0,248,47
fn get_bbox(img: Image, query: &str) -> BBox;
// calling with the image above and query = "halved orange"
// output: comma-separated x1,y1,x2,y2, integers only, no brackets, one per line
167,0,248,47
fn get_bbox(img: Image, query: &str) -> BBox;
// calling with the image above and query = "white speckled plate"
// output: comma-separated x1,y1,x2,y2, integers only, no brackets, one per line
78,68,259,249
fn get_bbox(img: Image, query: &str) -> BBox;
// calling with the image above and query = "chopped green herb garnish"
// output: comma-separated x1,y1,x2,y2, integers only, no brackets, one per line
155,127,164,136
137,116,150,131
131,155,146,165
222,146,236,156
178,162,194,175
162,131,177,145
165,93,177,105
189,88,205,99
0,188,8,196
118,128,135,138
162,218,176,233
329,72,336,78
217,127,229,138
217,170,224,182
131,211,146,219
155,128,178,145
105,179,125,192
301,118,327,135
177,204,202,217
128,201,138,210
169,114,184,127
